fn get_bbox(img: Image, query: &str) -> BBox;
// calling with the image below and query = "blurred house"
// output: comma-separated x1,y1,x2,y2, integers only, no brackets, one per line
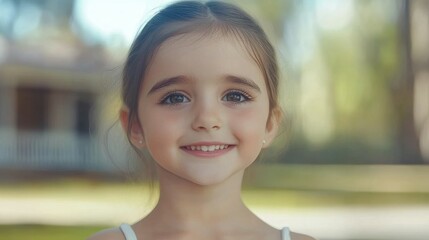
0,0,120,172
0,40,110,172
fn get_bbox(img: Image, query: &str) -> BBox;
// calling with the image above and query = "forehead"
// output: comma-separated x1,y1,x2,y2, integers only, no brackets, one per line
142,33,265,91
159,32,245,54
154,32,255,66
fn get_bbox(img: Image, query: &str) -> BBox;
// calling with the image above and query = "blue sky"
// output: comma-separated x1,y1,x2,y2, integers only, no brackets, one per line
73,0,176,45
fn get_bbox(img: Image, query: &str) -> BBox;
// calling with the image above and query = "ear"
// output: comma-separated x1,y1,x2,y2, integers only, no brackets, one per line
119,106,145,148
263,107,282,148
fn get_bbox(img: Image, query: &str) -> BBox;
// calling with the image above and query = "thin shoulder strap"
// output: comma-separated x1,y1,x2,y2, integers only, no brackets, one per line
119,223,138,240
281,227,291,240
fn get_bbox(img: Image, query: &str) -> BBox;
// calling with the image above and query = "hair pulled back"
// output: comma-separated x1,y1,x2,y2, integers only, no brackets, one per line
122,1,279,144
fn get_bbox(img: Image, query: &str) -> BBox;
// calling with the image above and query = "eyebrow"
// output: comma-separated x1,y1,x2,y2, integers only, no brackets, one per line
225,75,261,92
147,75,189,95
147,74,261,95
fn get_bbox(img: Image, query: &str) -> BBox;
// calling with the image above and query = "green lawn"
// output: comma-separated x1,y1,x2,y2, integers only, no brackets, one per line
0,225,107,240
1,164,428,239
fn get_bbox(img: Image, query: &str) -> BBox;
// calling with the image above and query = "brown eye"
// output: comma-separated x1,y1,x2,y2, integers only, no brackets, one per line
222,91,251,103
161,92,190,105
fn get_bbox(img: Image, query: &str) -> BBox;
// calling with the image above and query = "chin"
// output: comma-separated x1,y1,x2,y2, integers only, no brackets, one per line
185,170,242,187
188,177,226,187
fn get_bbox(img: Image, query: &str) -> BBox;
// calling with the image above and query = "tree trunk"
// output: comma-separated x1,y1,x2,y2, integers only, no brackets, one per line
393,0,423,164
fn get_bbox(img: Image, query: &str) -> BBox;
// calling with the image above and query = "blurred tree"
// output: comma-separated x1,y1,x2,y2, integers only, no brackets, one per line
274,0,424,164
411,0,429,163
393,0,422,163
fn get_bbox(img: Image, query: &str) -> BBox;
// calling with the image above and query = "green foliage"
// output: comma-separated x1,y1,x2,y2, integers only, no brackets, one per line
318,3,400,143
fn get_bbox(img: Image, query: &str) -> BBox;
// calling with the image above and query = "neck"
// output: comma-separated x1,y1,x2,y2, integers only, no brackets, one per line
146,166,255,228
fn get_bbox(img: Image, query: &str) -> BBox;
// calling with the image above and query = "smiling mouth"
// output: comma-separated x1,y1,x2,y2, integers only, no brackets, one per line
182,144,231,152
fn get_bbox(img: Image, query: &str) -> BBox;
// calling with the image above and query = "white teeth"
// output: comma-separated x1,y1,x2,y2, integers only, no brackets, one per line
185,145,229,152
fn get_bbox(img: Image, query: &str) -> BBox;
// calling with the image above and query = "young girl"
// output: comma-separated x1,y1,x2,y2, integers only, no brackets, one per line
89,1,315,240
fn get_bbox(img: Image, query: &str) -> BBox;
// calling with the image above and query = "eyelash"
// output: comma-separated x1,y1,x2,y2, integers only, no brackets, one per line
159,91,190,105
222,89,253,103
158,89,253,105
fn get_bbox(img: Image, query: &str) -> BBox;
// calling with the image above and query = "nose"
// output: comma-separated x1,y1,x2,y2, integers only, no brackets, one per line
191,100,222,132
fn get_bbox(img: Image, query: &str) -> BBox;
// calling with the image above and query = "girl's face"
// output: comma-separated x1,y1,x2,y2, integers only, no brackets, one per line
130,33,278,186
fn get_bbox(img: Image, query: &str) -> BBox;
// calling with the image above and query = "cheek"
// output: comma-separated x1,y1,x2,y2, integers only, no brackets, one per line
139,108,185,147
229,104,269,141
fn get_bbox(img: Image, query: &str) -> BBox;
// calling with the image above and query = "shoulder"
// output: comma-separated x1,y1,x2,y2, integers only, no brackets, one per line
291,231,318,240
87,227,125,240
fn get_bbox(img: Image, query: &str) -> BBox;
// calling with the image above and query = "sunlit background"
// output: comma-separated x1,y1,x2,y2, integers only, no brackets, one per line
0,0,428,240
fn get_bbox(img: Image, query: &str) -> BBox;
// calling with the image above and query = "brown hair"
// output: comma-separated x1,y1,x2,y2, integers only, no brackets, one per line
122,0,279,157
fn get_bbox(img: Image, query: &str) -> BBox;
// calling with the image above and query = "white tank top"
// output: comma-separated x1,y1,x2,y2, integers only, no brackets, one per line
119,223,291,240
